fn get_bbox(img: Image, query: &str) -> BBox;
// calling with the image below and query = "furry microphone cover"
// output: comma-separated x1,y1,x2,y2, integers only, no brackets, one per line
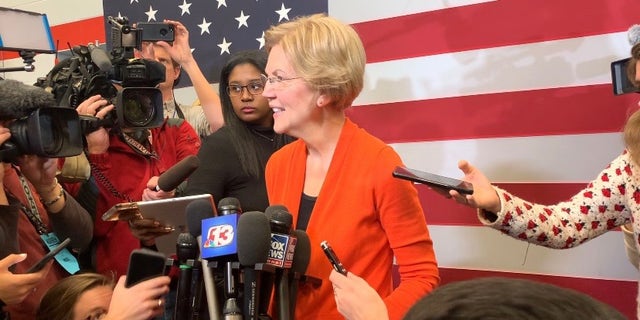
0,79,56,120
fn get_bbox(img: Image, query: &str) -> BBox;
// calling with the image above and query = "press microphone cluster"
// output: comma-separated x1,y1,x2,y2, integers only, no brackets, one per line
193,199,313,320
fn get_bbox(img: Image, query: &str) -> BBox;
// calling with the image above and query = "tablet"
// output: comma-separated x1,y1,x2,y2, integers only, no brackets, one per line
102,194,215,256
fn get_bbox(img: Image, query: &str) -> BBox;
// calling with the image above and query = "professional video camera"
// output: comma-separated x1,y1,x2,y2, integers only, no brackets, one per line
37,16,175,133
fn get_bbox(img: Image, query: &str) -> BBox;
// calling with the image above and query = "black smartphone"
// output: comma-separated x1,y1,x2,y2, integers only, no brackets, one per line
26,237,71,273
320,240,347,275
125,248,167,288
392,166,474,195
136,22,175,42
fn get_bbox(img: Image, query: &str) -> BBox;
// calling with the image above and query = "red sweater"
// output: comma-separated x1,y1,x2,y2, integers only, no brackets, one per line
65,119,200,277
265,119,440,320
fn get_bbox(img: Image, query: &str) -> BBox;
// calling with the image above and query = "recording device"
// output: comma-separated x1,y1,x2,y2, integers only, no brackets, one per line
25,237,71,273
320,241,347,276
154,155,200,192
186,199,221,320
215,197,243,320
0,79,83,163
125,248,167,287
175,233,198,320
392,166,474,195
36,16,170,134
289,230,311,318
236,211,272,320
611,57,640,95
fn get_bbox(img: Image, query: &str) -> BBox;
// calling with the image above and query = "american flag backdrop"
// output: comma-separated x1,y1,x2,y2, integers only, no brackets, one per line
1,0,639,317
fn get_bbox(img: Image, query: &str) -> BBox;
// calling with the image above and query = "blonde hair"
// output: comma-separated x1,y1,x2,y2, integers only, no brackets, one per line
264,13,366,110
36,273,114,320
625,109,640,166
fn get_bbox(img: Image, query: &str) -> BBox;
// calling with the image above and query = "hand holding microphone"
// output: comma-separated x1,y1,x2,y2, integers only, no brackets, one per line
144,155,200,200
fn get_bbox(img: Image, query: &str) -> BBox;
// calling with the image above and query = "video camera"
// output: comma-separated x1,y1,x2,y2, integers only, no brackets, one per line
37,16,175,133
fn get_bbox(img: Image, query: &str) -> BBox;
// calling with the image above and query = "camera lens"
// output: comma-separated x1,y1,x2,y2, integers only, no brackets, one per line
122,89,156,127
160,28,168,36
39,113,64,155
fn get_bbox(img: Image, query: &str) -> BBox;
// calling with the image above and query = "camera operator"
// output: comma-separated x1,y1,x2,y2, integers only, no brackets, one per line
62,93,200,280
138,19,224,137
0,79,93,320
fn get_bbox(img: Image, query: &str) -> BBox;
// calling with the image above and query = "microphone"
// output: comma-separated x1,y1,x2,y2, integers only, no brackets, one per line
261,205,297,320
216,197,243,320
87,43,113,72
237,211,272,320
288,230,311,319
155,155,200,192
175,232,198,320
186,199,220,320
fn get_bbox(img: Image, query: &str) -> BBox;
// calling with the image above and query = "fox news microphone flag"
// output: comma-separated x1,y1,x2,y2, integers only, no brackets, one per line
101,0,327,88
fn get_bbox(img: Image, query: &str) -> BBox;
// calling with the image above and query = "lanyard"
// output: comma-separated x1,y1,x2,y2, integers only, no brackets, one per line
11,165,49,235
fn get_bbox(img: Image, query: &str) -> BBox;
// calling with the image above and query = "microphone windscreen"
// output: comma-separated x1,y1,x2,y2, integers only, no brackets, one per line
88,43,113,72
186,198,215,238
0,79,55,120
157,155,200,192
237,211,271,266
265,204,293,232
176,232,198,261
218,197,242,214
291,230,311,275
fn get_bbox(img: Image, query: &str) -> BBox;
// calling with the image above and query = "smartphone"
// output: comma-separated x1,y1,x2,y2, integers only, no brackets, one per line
26,237,71,273
392,166,474,195
137,22,175,42
125,248,167,288
320,241,347,275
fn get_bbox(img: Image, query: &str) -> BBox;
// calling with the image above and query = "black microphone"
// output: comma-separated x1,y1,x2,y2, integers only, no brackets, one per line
186,199,220,320
155,155,200,192
237,211,271,320
288,230,310,319
216,197,242,320
87,43,112,72
175,232,198,320
261,205,297,320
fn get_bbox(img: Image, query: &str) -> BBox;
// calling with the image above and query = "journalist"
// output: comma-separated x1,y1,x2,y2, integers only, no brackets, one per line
0,79,93,320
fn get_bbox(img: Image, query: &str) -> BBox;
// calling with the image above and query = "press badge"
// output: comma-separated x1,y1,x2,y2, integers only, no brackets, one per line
41,233,80,274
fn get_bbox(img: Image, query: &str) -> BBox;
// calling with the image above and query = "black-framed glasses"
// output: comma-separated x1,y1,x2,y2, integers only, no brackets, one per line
260,73,302,86
227,81,265,97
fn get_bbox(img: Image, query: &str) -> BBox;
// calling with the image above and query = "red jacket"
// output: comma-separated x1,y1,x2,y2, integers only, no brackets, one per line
265,118,439,320
65,119,200,277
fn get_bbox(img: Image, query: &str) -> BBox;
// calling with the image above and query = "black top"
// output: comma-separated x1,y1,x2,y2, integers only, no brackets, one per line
297,193,317,231
184,126,277,212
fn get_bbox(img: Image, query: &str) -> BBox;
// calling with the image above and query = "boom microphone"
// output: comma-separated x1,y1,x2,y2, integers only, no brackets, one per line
87,43,113,72
186,199,220,320
237,211,271,320
156,155,200,192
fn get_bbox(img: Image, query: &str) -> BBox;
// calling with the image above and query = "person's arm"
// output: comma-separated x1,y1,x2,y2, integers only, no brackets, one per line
622,223,639,270
156,20,223,132
452,152,634,249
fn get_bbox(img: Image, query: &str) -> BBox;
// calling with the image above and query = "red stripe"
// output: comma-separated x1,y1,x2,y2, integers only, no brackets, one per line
420,182,592,226
347,84,639,144
438,268,636,319
0,16,105,61
353,0,639,63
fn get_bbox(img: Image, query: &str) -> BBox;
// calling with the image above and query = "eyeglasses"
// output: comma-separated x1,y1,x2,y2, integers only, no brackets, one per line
260,74,302,87
227,81,265,97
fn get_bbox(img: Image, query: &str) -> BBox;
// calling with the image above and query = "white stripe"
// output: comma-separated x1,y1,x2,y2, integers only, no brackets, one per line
5,0,103,25
328,0,496,24
430,225,638,281
356,32,630,106
392,133,624,183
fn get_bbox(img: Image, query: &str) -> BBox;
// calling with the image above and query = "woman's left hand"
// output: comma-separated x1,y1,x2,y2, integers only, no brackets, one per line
17,156,58,191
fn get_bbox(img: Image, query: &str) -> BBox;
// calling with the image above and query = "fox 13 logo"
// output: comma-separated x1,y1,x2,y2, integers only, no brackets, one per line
204,224,234,248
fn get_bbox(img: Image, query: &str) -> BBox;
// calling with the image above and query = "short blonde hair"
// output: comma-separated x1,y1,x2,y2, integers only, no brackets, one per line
624,109,640,166
264,14,366,110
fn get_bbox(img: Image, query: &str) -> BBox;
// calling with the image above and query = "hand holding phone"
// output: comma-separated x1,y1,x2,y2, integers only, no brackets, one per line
392,166,474,195
26,238,71,273
125,249,167,288
320,241,347,275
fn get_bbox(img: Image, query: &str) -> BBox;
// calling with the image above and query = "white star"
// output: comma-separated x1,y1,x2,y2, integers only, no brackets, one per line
130,0,138,4
145,5,158,22
256,31,265,49
217,0,227,9
117,12,124,21
198,17,212,35
178,0,192,16
235,11,250,29
218,37,232,55
275,3,291,22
